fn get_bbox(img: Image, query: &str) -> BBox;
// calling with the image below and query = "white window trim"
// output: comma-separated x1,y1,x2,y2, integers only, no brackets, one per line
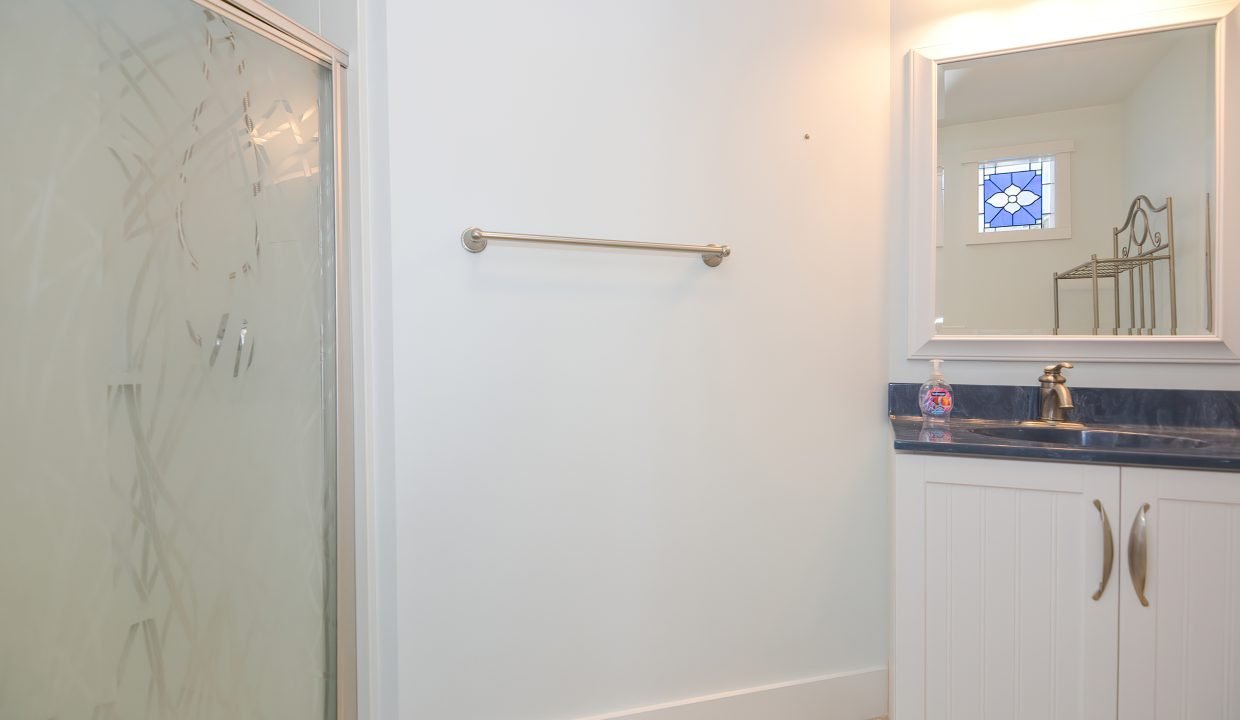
964,140,1073,245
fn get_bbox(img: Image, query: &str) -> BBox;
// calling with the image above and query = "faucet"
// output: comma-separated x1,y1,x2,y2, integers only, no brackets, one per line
1036,362,1077,425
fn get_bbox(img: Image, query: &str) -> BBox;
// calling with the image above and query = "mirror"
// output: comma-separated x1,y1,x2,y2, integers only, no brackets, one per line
934,26,1215,337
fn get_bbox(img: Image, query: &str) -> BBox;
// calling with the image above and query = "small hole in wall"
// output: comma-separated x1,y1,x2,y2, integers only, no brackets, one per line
803,133,810,140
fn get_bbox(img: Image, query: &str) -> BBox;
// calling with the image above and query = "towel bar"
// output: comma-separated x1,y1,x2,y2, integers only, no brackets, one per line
461,227,731,267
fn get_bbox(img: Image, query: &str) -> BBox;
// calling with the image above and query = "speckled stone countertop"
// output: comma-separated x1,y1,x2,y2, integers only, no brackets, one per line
889,383,1240,471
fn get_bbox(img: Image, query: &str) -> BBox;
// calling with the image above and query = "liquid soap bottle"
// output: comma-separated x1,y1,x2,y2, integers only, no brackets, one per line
918,359,954,424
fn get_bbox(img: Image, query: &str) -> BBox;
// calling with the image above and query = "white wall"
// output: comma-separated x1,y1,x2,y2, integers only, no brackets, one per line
261,0,353,43
890,0,1240,389
937,104,1127,333
1123,29,1215,334
381,1,891,718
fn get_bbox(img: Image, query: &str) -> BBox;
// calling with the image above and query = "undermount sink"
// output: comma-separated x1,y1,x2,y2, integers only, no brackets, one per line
972,425,1209,450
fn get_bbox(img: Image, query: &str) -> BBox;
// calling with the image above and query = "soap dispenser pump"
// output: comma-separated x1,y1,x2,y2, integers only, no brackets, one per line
918,359,954,423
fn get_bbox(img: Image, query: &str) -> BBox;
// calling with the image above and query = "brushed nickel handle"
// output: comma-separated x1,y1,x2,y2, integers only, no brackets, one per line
1128,503,1151,607
1092,499,1115,601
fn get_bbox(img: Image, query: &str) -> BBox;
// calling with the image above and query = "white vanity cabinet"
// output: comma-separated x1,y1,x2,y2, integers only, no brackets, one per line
892,454,1120,720
893,455,1240,720
1118,467,1240,720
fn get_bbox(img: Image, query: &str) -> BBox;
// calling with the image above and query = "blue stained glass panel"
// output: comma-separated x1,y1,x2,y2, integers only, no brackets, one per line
978,157,1049,232
985,174,1010,196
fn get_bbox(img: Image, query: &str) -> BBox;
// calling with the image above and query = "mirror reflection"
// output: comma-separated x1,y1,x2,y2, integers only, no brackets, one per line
935,26,1215,336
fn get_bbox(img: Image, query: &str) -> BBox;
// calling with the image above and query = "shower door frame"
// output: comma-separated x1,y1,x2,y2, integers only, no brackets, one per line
187,1,357,719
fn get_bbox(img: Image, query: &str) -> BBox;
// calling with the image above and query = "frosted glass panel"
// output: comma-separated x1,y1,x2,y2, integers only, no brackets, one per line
0,1,337,719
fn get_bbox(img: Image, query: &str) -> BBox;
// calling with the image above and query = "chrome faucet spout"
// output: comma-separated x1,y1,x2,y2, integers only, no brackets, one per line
1054,382,1073,410
1036,362,1076,424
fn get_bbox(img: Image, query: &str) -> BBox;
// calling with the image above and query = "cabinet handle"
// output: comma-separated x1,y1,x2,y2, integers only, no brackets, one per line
1092,499,1114,601
1128,503,1151,607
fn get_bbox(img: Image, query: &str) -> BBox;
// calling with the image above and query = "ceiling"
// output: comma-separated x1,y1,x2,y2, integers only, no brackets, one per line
938,26,1213,126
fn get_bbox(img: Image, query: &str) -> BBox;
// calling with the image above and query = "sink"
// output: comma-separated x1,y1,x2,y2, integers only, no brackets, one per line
972,425,1209,450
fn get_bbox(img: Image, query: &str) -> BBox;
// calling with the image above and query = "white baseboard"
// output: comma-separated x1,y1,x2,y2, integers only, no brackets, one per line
573,667,888,720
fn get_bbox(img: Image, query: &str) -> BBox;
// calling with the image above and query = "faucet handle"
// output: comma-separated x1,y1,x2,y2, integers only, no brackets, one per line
1042,362,1074,380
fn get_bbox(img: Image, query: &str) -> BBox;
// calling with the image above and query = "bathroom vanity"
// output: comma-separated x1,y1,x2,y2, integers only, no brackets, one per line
889,383,1240,720
891,2,1240,716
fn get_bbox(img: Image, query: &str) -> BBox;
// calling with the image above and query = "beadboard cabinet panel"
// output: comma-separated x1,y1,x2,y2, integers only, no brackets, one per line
1119,467,1240,720
893,454,1120,720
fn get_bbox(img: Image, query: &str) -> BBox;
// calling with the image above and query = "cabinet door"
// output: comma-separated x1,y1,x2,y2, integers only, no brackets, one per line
893,455,1120,720
1118,467,1240,720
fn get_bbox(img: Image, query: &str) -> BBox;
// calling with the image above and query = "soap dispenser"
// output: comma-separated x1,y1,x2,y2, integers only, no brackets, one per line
918,359,954,423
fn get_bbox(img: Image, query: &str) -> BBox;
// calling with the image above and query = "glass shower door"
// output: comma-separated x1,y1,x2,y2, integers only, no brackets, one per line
0,1,341,718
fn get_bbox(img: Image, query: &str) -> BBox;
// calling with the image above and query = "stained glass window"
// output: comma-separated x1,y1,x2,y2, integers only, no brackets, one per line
978,156,1056,232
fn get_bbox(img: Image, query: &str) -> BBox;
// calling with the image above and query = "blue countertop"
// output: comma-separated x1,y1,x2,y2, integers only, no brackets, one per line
891,416,1240,471
889,383,1240,471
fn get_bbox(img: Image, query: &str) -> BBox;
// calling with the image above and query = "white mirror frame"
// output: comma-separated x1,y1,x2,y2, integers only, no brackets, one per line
907,1,1240,363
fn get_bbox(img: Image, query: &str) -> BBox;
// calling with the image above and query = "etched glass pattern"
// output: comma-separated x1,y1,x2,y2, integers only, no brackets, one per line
0,1,337,718
978,156,1056,232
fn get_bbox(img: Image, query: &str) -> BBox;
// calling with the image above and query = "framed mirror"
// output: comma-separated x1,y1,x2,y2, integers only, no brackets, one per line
907,2,1240,362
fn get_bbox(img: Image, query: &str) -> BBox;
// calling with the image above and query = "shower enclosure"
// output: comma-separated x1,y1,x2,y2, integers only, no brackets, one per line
0,0,354,718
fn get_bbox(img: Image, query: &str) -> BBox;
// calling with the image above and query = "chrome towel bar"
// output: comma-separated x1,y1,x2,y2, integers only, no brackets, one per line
461,227,731,267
